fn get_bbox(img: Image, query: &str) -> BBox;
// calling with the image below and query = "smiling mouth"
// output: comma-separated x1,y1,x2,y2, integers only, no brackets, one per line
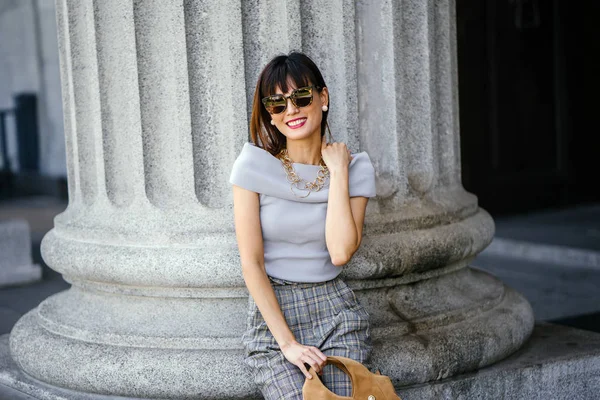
286,118,307,129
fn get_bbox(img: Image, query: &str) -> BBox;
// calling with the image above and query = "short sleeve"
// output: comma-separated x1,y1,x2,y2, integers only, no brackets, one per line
348,152,377,198
229,143,268,194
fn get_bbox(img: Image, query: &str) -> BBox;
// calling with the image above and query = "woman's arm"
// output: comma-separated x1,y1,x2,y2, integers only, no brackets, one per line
322,138,369,266
232,185,326,379
325,170,368,265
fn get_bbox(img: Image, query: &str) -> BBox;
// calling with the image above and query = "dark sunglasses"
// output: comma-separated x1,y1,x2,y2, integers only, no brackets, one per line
262,85,321,115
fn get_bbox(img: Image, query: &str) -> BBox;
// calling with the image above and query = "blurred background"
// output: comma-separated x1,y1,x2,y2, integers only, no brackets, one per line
0,0,599,336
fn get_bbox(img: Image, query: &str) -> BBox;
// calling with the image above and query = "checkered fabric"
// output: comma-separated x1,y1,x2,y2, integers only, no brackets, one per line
242,275,372,400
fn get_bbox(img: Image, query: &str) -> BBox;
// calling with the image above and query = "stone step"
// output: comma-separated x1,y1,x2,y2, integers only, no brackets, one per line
0,220,41,288
399,323,600,399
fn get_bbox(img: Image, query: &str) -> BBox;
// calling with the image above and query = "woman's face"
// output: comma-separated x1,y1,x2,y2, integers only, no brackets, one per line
270,79,328,142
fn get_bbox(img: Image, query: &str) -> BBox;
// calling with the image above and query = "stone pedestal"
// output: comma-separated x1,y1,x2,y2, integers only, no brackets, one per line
0,220,41,287
7,0,534,398
3,324,599,399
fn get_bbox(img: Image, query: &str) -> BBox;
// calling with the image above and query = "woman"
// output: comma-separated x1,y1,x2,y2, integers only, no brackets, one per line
230,52,376,399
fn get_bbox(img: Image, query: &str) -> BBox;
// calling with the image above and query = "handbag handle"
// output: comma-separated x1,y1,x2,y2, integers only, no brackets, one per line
305,356,360,398
304,356,400,400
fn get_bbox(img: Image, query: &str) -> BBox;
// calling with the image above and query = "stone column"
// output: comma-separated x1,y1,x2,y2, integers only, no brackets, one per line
243,0,534,386
8,0,534,398
10,0,254,398
350,0,534,383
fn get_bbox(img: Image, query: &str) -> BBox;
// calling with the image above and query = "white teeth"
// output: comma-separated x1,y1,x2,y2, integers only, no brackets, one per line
287,118,306,127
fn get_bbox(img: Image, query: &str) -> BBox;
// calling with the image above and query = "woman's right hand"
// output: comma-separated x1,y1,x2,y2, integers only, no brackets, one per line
281,340,327,379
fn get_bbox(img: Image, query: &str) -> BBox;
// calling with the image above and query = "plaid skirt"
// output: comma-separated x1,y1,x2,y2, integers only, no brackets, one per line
242,275,372,400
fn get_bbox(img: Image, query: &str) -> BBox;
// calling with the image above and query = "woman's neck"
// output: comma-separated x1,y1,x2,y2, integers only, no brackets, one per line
285,136,322,165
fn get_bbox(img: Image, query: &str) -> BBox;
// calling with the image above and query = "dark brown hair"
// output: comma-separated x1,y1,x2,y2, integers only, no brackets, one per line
250,52,329,156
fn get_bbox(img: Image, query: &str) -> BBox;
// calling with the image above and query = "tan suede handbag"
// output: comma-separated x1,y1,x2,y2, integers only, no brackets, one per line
302,355,401,400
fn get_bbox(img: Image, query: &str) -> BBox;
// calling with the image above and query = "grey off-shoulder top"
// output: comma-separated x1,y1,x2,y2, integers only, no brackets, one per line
229,142,376,283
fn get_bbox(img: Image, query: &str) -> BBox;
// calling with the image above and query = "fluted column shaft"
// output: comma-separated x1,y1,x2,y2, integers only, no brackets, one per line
9,0,533,398
349,0,533,384
11,1,255,398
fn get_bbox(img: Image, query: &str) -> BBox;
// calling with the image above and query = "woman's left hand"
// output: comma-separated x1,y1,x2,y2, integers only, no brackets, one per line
321,135,353,173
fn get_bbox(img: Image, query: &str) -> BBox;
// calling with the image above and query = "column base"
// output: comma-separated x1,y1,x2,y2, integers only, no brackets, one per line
358,267,535,385
6,267,535,398
7,312,257,399
5,269,532,398
399,323,600,399
2,324,599,399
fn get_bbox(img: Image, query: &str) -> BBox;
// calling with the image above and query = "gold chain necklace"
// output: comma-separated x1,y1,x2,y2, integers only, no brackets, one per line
277,149,329,198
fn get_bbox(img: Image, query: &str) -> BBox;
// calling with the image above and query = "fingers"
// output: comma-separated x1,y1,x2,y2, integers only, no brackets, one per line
322,138,353,153
300,356,321,375
301,347,328,378
321,140,354,168
313,346,327,362
312,347,327,376
307,346,327,368
298,361,313,379
283,343,328,380
304,352,325,371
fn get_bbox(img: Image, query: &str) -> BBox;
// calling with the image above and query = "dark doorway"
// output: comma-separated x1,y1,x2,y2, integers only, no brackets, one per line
456,0,600,215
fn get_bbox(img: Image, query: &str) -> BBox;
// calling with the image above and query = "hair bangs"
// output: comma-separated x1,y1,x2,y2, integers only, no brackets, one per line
260,57,317,97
